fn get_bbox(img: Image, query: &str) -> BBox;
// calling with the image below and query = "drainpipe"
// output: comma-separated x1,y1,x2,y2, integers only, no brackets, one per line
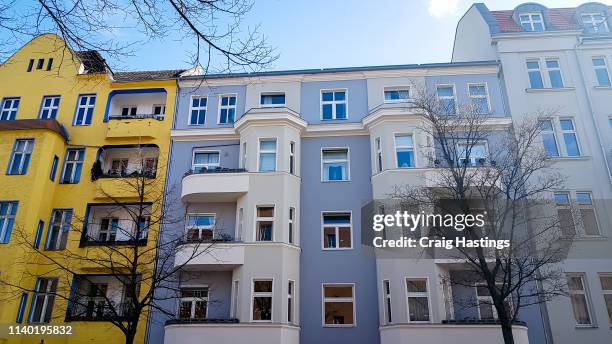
573,38,612,186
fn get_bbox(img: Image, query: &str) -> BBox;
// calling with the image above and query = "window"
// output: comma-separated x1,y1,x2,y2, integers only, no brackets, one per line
256,206,274,241
519,12,545,32
383,280,392,324
241,142,247,169
186,214,215,242
559,119,580,156
7,139,33,175
582,13,609,33
436,85,456,115
232,280,239,318
258,139,277,172
322,212,352,249
137,216,150,240
29,278,57,323
179,288,208,319
189,96,207,125
237,208,244,241
321,90,347,120
288,280,295,324
121,106,137,117
45,209,72,250
545,59,564,88
599,274,612,324
288,207,295,244
323,284,355,326
475,283,511,320
27,59,34,72
384,87,410,102
555,192,576,237
375,137,383,173
457,142,488,167
0,201,18,244
49,155,59,181
36,58,44,70
98,218,119,242
567,274,592,326
33,220,44,249
395,134,414,168
1,97,20,120
39,96,60,119
252,280,273,321
539,120,559,157
153,104,165,116
321,148,349,181
468,84,490,114
192,151,220,173
260,93,285,106
60,148,85,184
219,95,237,124
81,282,109,319
576,192,599,236
592,57,611,86
46,58,53,71
527,60,544,89
16,293,28,323
74,95,96,125
289,142,295,174
144,158,157,176
111,159,128,176
406,278,430,322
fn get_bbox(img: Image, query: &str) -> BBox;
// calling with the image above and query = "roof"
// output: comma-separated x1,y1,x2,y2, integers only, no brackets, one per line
490,8,580,33
75,50,108,74
0,119,69,140
113,70,185,82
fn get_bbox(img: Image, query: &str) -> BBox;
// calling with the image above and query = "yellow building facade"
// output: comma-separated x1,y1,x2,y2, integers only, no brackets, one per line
0,34,178,343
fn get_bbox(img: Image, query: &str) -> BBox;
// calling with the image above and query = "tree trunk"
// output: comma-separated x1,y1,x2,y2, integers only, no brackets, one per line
500,320,515,344
125,332,135,344
494,299,515,344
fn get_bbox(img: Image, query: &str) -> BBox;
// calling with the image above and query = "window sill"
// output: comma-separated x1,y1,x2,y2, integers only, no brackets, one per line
323,324,356,328
547,156,591,161
575,324,597,329
594,85,612,90
320,118,349,121
525,87,575,93
562,235,608,242
322,247,354,251
321,179,351,183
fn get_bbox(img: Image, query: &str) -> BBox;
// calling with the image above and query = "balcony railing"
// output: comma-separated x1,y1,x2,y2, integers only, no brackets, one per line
165,318,239,325
108,114,164,121
181,228,236,244
66,301,132,321
183,167,247,177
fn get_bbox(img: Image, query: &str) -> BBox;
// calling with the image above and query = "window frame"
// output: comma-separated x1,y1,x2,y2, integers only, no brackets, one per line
526,59,545,89
260,92,286,107
558,118,581,157
383,86,411,103
191,150,221,172
7,138,34,175
218,93,238,124
539,118,560,157
435,84,457,115
38,95,61,120
288,279,295,324
255,205,275,242
592,56,611,87
321,211,353,250
382,279,393,324
575,191,600,236
73,94,97,126
321,283,356,327
28,277,58,323
467,82,491,114
456,140,489,167
375,137,383,173
250,278,274,322
394,133,416,169
0,201,18,244
60,148,85,184
566,273,594,327
598,273,612,325
321,147,350,182
320,89,348,120
581,12,609,33
188,95,207,126
44,208,72,250
405,277,432,323
1,97,20,121
177,285,209,320
185,213,216,241
288,206,295,244
519,12,545,32
289,141,296,175
257,138,278,172
544,58,564,88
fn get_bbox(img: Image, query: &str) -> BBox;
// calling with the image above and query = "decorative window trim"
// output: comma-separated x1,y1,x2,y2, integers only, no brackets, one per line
321,211,353,250
188,96,207,125
321,283,356,327
218,93,238,124
405,277,432,323
320,89,348,120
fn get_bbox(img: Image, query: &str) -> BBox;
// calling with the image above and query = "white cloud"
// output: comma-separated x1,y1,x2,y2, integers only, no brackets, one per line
428,0,460,18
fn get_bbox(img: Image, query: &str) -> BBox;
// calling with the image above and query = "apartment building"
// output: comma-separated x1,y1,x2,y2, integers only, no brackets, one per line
454,2,612,344
0,34,177,343
145,59,551,344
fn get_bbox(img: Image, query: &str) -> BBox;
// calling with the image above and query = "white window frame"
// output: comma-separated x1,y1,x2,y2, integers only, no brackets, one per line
39,95,61,119
375,137,383,173
8,139,34,175
0,201,17,243
321,147,350,182
581,12,609,33
436,84,457,115
566,273,594,327
185,213,216,240
394,133,416,169
289,141,295,175
558,118,581,157
592,56,611,86
288,207,295,244
383,86,410,103
320,89,348,120
598,273,612,325
1,97,20,120
61,148,85,184
405,277,432,323
288,279,295,324
260,92,286,107
188,96,207,125
544,58,564,88
257,138,277,172
192,150,221,171
120,105,138,117
526,58,545,88
241,141,247,169
218,93,237,124
456,141,489,167
255,205,275,242
540,118,560,157
97,217,118,242
321,211,353,250
321,283,356,327
251,278,274,322
178,285,209,319
73,94,96,125
382,280,392,324
519,12,545,31
474,283,512,320
153,104,166,116
467,83,491,114
231,280,239,318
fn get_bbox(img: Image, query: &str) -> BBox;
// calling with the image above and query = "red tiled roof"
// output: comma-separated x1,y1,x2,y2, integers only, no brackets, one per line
491,10,521,33
490,8,581,33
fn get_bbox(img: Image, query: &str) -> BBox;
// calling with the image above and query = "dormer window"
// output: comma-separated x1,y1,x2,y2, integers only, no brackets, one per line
519,13,545,32
581,13,609,33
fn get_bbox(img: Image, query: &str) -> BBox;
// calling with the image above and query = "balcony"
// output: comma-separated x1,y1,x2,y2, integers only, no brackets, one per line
104,88,167,138
174,240,245,270
164,322,299,344
181,168,249,202
80,204,150,246
66,275,133,322
379,321,528,344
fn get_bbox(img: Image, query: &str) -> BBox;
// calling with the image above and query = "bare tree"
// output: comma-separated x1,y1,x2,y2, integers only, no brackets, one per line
0,147,229,344
386,84,571,344
0,0,276,72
